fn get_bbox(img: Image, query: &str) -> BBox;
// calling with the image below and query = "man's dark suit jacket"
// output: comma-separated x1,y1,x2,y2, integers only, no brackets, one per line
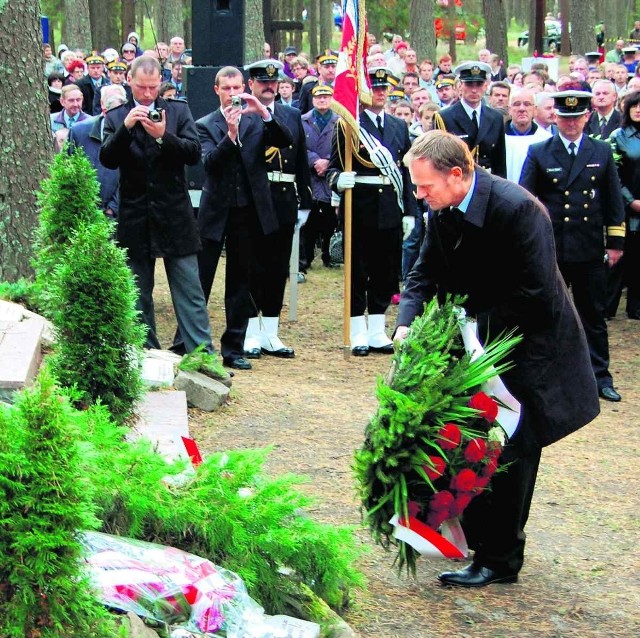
398,169,599,450
100,97,201,259
439,101,507,177
327,111,418,228
75,74,106,116
196,109,293,242
68,115,119,215
585,109,622,140
519,134,625,262
267,102,313,224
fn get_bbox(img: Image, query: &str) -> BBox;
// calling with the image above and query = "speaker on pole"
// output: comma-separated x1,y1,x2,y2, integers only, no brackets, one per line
191,0,245,67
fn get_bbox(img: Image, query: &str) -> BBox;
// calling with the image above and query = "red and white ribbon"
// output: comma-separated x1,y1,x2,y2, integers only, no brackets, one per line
390,515,468,559
458,312,521,438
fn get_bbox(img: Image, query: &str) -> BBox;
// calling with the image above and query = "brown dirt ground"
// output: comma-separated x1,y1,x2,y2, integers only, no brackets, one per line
153,259,640,638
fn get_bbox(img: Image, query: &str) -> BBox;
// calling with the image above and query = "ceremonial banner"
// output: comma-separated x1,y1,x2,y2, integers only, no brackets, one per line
332,0,369,130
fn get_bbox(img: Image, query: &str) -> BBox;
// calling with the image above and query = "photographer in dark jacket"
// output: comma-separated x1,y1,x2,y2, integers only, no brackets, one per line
100,56,215,354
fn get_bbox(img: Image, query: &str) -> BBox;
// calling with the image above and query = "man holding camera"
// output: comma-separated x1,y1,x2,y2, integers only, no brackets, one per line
100,56,215,355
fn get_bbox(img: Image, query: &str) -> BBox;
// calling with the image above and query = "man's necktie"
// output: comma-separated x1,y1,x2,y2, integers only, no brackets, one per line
568,141,576,169
376,114,384,138
438,206,464,252
600,117,607,137
469,110,479,148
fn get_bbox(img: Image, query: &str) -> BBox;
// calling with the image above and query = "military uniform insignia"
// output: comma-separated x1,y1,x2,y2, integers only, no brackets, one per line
565,97,578,107
266,64,277,78
471,65,481,76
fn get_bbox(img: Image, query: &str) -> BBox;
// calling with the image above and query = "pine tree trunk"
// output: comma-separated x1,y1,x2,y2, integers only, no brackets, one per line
62,0,92,52
447,0,457,63
570,0,595,55
155,0,183,44
0,0,53,282
89,0,119,52
483,0,508,66
245,0,266,64
121,0,135,44
293,0,303,51
409,0,436,62
308,0,319,58
319,0,332,55
183,0,192,47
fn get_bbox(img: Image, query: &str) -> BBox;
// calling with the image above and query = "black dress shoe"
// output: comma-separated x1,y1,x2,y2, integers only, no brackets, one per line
438,563,518,588
369,344,395,354
599,386,621,402
351,345,369,357
223,357,252,370
243,348,262,359
261,346,295,359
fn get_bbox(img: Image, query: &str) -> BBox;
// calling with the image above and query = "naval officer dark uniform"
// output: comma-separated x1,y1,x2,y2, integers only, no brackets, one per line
519,91,626,401
243,59,313,359
438,61,507,178
327,67,418,356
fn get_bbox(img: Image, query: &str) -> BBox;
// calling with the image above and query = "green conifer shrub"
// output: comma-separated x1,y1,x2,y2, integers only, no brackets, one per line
0,369,114,638
33,148,105,314
47,221,145,423
77,404,365,616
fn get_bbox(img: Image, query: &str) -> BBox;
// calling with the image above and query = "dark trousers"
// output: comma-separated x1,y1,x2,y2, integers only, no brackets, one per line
197,206,264,360
559,261,613,388
462,427,542,575
128,253,213,353
606,230,640,318
301,200,337,269
351,224,402,316
402,213,424,281
250,220,295,317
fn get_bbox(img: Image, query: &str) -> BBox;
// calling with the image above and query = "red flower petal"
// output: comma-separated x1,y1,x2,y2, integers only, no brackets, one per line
469,392,499,422
437,423,462,450
463,438,487,463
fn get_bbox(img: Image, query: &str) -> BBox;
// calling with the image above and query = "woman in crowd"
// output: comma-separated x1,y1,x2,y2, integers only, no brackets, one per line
608,91,640,319
47,72,64,112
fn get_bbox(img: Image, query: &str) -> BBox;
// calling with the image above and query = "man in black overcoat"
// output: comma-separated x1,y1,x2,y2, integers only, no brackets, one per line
438,61,507,177
193,66,293,369
327,67,418,356
396,130,600,587
100,56,214,355
243,59,313,359
520,90,625,402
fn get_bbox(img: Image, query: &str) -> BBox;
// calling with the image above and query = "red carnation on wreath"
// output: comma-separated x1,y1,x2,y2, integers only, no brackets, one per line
437,423,462,449
468,391,499,422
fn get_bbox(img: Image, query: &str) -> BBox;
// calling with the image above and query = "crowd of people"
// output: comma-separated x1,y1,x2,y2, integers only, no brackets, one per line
38,23,640,596
42,27,640,381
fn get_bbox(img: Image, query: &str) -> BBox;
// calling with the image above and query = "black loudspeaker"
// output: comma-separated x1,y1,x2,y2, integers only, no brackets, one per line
184,66,220,190
191,0,245,67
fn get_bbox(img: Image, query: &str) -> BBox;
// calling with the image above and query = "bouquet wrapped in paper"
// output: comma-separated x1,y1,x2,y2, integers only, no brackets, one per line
354,297,522,574
81,531,265,635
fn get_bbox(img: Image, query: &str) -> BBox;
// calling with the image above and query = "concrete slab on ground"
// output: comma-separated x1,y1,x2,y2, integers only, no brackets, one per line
132,391,190,463
0,317,43,402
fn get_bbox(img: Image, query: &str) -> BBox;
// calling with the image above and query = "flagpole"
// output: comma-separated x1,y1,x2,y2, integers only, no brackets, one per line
343,129,353,359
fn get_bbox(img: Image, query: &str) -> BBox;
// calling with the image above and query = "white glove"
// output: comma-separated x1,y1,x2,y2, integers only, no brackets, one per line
402,215,416,241
336,171,356,192
331,192,342,207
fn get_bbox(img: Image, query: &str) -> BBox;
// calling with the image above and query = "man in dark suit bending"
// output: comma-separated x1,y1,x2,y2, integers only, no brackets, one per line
396,131,600,587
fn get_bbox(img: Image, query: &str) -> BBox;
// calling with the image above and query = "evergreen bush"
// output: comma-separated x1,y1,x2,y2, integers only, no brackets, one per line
0,278,37,309
77,405,365,615
0,369,114,638
47,221,145,423
33,148,105,314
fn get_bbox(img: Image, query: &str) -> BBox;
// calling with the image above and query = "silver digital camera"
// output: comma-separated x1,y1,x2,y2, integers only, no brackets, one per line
148,108,164,123
231,96,242,108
